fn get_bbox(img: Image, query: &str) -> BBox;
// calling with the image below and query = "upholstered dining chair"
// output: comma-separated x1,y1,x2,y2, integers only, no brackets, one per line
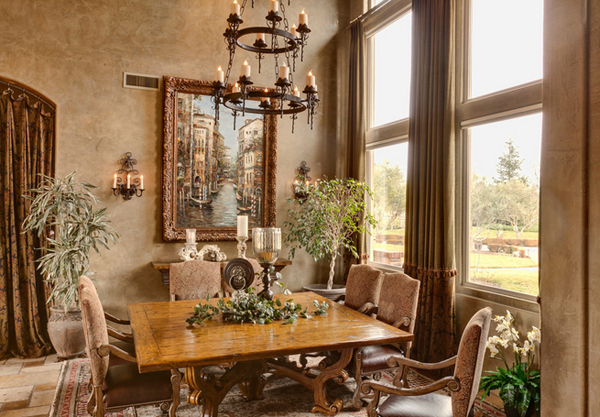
362,307,493,417
349,272,420,408
337,264,384,315
170,259,223,301
78,276,181,417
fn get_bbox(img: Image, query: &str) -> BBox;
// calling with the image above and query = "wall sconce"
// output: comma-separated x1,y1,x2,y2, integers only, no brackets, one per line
112,152,144,200
292,161,311,204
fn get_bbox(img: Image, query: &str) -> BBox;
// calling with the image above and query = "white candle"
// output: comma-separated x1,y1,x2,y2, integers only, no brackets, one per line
186,229,196,244
262,88,271,105
291,24,298,38
269,0,279,13
113,173,117,188
127,173,131,189
232,82,240,93
140,175,144,190
241,60,251,78
306,70,315,87
313,84,318,92
299,9,308,25
237,216,248,237
214,66,224,83
231,0,240,15
256,33,265,42
293,86,300,97
278,63,289,80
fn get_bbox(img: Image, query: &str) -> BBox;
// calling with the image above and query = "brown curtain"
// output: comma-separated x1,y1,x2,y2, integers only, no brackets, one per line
0,83,55,358
403,0,457,364
344,19,369,281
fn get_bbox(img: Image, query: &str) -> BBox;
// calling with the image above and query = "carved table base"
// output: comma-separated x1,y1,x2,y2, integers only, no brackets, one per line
183,349,353,417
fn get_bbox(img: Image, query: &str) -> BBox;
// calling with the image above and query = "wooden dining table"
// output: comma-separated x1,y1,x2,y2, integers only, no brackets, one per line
128,291,413,417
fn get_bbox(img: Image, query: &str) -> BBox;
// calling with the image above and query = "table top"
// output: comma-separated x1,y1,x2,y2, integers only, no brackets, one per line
128,291,413,373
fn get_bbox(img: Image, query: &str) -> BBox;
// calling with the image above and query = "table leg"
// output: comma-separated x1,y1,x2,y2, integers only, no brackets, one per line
185,360,268,417
268,348,352,416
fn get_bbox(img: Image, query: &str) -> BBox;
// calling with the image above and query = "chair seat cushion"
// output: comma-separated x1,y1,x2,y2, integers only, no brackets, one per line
377,393,453,417
361,344,405,373
102,363,172,408
108,341,136,367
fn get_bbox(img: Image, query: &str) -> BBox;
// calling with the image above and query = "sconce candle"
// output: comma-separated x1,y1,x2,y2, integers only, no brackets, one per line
112,152,145,201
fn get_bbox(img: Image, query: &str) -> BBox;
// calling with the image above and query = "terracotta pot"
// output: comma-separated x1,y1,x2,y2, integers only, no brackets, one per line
503,401,536,417
48,306,86,359
302,284,346,301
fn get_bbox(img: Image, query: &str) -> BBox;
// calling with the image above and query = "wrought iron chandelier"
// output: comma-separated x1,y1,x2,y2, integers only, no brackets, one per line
212,0,320,132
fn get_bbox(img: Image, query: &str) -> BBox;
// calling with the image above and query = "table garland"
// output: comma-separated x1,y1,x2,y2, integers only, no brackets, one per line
187,286,329,326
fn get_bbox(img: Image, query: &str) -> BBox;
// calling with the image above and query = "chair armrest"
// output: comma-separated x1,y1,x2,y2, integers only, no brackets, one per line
334,294,345,303
104,312,130,325
97,344,137,363
364,375,461,397
107,325,134,343
357,302,378,316
392,316,412,329
386,353,457,371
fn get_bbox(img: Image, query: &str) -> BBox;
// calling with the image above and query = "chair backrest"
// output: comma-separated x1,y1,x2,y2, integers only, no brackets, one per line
344,264,383,312
451,307,492,417
78,275,109,386
170,259,223,301
376,272,420,335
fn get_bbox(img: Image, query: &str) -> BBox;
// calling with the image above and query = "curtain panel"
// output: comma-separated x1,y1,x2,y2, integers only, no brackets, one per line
0,86,55,358
403,0,457,365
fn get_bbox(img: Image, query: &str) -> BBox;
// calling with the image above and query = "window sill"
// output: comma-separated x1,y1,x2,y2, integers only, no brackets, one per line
457,281,539,313
367,261,405,274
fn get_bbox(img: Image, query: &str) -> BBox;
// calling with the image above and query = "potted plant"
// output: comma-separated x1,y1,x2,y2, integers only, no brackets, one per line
284,177,376,299
22,171,119,358
480,311,541,417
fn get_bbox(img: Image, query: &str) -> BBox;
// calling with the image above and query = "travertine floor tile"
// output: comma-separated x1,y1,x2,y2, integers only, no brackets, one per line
4,358,43,365
0,405,50,417
20,363,61,374
28,390,54,407
1,401,27,411
32,383,56,392
0,386,33,403
0,371,59,389
43,354,59,365
0,364,22,377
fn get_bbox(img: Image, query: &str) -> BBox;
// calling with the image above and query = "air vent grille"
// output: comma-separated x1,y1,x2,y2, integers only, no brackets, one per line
123,72,160,91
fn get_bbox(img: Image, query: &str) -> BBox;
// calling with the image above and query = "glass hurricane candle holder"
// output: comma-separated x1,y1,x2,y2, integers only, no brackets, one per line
252,227,282,300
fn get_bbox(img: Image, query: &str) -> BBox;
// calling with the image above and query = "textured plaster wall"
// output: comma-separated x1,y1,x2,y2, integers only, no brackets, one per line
0,0,351,316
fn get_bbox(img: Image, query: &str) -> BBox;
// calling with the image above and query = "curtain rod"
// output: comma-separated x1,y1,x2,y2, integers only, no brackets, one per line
0,80,55,113
346,0,392,30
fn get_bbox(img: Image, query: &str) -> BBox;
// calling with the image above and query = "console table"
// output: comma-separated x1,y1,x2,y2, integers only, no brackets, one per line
152,259,292,290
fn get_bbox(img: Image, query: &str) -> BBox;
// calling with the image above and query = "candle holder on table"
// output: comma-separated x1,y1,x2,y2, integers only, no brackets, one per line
236,236,249,258
252,227,282,300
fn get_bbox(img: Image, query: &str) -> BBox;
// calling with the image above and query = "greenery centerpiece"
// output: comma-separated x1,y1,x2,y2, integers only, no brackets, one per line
22,172,120,310
480,311,541,417
284,178,376,291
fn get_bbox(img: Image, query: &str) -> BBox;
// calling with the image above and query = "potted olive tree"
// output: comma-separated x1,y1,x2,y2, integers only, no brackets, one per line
23,172,119,358
284,178,376,299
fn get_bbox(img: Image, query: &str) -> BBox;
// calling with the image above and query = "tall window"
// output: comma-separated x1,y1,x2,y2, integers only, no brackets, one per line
458,0,543,299
364,0,412,269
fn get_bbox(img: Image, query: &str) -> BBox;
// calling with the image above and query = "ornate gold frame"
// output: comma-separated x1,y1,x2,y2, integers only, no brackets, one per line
162,76,277,242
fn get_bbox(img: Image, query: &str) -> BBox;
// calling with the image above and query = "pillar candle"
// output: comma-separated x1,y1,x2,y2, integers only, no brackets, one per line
256,33,265,42
127,173,131,189
269,0,279,13
140,175,144,190
214,66,224,83
231,0,240,15
299,10,308,25
278,63,289,80
293,86,300,97
241,60,251,78
237,216,248,237
291,24,298,38
113,173,117,188
232,82,240,93
186,229,196,244
306,70,315,87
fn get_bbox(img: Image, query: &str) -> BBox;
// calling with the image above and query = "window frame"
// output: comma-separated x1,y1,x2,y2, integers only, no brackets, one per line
363,0,412,272
455,0,542,308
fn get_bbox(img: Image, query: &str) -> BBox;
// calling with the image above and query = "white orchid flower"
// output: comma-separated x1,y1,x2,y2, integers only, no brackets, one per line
488,344,499,358
527,326,541,343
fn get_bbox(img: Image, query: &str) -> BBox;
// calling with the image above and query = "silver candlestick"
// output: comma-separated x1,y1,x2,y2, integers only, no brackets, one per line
236,236,249,258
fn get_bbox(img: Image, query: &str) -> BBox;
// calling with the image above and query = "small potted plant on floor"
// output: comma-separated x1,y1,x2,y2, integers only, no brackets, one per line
284,177,376,299
22,171,119,358
480,311,541,417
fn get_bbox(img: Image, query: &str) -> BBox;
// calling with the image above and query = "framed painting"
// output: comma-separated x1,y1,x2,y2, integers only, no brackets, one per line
162,76,277,241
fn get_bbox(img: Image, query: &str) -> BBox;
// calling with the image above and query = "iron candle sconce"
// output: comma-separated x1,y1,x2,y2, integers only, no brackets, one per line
112,152,144,201
292,161,311,204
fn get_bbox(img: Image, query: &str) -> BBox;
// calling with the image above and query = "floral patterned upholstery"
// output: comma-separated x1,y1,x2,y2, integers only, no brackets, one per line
170,260,223,301
451,307,492,417
345,264,383,312
78,275,110,386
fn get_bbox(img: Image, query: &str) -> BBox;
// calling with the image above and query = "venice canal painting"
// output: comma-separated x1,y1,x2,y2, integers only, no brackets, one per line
175,92,264,229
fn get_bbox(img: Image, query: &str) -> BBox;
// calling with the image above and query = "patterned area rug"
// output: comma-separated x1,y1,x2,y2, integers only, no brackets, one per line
50,358,505,417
